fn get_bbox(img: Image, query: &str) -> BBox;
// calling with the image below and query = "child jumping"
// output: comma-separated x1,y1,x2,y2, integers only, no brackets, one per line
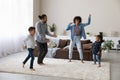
23,27,36,71
92,35,103,67
66,14,91,63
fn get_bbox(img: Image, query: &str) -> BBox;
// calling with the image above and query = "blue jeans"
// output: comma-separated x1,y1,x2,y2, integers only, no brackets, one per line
23,48,35,69
69,36,83,60
93,54,101,64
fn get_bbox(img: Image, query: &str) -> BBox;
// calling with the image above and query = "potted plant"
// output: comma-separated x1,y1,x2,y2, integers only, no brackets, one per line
102,40,114,52
99,32,103,36
118,40,120,44
86,32,90,37
48,23,56,34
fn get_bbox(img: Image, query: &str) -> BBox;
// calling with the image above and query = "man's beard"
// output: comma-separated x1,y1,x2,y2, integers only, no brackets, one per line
43,21,47,23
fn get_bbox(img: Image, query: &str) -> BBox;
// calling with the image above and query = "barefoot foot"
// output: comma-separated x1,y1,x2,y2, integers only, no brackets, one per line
30,68,35,71
98,64,101,67
81,60,84,63
38,63,45,65
69,59,72,62
22,63,25,68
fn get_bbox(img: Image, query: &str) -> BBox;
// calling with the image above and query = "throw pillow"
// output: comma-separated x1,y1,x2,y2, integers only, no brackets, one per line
48,41,57,48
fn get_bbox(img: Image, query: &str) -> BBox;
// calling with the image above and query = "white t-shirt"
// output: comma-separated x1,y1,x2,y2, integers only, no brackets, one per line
24,35,36,49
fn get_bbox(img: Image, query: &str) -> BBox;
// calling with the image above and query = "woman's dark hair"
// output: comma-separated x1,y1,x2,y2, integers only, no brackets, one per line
73,16,82,23
28,27,35,32
96,35,104,43
38,14,47,20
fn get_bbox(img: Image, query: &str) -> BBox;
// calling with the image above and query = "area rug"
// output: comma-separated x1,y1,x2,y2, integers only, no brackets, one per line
0,52,110,80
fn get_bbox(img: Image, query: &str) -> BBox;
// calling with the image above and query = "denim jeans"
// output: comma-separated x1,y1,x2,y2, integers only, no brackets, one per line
23,48,35,69
93,54,101,64
69,36,83,60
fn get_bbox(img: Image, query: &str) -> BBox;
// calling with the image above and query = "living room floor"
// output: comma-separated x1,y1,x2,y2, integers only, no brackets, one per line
0,72,80,80
0,50,120,80
102,50,120,80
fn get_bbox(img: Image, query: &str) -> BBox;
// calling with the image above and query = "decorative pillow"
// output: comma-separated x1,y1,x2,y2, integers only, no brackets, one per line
67,40,70,45
48,41,57,48
50,38,59,47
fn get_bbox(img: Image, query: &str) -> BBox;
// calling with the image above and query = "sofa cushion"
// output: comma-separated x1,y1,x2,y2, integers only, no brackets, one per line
58,39,67,48
81,40,91,44
34,46,39,57
66,40,92,50
67,40,91,45
82,43,92,50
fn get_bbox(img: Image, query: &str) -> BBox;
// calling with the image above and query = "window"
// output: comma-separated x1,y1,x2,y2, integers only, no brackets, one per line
0,0,33,57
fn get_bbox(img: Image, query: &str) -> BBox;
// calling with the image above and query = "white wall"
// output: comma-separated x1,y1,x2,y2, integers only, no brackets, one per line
40,0,120,37
33,0,41,25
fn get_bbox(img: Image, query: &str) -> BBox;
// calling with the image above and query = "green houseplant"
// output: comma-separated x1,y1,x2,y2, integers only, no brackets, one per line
86,32,90,35
86,32,90,36
48,24,56,32
118,40,120,44
103,40,114,52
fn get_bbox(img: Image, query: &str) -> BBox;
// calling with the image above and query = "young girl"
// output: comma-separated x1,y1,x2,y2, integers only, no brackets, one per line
92,35,103,67
23,27,36,71
66,14,91,63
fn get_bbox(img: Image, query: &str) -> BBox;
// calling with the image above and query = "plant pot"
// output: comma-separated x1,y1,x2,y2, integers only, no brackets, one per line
104,48,110,53
87,35,90,37
107,49,110,53
118,40,120,44
50,32,55,35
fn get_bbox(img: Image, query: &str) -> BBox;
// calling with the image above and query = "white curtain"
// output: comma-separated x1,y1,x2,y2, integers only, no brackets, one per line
0,0,33,57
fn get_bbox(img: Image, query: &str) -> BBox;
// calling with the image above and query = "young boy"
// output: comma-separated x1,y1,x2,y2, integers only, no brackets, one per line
92,35,103,67
23,27,36,71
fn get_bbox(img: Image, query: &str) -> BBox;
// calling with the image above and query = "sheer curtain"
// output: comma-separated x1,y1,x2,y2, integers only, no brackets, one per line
0,0,33,57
